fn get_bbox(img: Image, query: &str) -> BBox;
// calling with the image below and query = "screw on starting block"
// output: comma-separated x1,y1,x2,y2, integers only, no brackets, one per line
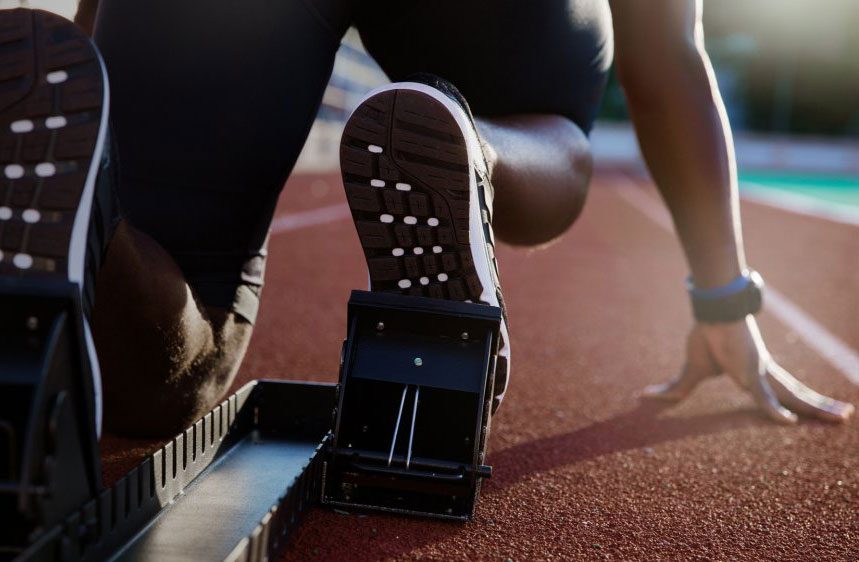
323,290,501,520
0,279,102,558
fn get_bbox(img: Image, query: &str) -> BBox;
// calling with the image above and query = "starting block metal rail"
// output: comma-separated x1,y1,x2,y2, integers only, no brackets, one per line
6,380,335,562
2,287,501,560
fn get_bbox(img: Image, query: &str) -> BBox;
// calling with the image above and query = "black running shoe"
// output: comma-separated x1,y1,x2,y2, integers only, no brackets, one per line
0,9,113,433
340,77,511,410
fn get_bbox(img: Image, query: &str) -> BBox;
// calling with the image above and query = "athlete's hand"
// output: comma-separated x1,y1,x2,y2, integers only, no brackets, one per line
644,317,854,423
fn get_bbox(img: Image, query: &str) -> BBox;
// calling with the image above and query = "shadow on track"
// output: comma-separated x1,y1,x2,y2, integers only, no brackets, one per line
486,399,767,492
285,400,769,560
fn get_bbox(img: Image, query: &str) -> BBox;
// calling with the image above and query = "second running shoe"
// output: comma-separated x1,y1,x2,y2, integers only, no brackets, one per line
340,77,511,409
0,9,114,434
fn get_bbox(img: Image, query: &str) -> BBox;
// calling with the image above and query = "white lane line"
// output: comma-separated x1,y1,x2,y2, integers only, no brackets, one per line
740,182,859,227
270,203,350,234
765,289,859,384
612,174,859,385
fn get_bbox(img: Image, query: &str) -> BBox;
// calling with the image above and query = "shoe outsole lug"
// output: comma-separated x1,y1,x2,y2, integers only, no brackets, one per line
342,89,485,301
0,9,104,279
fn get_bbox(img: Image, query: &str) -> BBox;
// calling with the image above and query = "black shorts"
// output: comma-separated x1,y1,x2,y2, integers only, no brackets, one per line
93,0,613,323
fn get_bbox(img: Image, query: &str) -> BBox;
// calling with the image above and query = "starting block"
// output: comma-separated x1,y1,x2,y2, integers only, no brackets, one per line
0,279,102,559
1,286,501,561
322,291,500,520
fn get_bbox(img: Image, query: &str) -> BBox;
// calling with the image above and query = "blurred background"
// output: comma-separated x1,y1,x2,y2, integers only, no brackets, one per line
595,0,859,218
603,0,859,138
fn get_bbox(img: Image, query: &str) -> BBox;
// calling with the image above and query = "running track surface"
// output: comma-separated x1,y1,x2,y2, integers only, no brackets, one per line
100,169,859,560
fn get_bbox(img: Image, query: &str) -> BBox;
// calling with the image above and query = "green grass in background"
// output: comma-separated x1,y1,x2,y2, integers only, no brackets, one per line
739,172,859,208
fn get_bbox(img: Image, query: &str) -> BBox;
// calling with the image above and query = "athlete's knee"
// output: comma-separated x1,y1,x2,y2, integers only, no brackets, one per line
102,314,251,437
493,117,592,247
556,122,593,229
532,147,591,245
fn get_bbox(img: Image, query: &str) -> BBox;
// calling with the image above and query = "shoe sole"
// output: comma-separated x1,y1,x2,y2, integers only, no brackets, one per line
0,8,109,432
341,83,510,405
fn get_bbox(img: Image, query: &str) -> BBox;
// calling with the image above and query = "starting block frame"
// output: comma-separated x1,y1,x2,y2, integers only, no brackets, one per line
10,380,335,562
0,279,102,558
2,287,501,560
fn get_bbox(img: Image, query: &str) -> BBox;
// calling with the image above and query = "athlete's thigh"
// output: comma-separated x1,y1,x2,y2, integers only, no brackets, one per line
93,0,353,317
356,0,613,134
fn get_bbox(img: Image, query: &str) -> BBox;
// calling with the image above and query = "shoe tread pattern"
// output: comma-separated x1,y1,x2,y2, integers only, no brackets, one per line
0,9,103,278
342,89,486,301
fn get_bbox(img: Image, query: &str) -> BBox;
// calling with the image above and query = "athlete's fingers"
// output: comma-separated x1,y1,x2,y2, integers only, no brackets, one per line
767,362,854,423
746,367,798,425
643,364,708,401
643,326,718,401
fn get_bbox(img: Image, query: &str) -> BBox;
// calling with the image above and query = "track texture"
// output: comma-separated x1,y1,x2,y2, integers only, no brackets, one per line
0,9,104,277
101,170,859,560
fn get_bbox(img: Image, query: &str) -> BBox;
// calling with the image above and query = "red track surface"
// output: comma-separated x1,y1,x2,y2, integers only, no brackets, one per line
101,170,859,560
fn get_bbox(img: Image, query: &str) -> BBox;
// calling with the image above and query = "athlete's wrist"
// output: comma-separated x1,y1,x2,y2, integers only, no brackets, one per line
686,269,764,324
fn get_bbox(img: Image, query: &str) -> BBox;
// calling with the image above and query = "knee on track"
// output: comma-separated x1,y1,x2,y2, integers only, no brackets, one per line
101,315,251,438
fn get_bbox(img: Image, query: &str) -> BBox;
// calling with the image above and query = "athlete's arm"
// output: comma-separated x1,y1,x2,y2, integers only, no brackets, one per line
609,0,853,423
75,0,99,35
611,0,740,288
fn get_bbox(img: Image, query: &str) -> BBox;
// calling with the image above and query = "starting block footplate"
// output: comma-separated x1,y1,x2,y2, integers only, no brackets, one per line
322,290,501,521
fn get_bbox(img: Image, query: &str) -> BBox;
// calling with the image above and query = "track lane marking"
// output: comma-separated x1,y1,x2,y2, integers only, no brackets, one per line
612,174,859,385
740,181,859,227
764,289,859,383
270,203,350,234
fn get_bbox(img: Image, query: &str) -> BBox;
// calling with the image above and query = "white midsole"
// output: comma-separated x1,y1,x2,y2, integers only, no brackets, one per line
355,82,511,396
68,51,109,284
83,318,102,436
66,47,110,437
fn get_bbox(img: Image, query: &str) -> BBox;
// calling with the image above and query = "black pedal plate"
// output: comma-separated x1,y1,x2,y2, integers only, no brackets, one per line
323,291,501,520
15,380,336,562
0,279,102,557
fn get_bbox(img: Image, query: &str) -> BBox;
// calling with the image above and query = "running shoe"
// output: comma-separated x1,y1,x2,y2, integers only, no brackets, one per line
0,9,114,434
340,76,511,410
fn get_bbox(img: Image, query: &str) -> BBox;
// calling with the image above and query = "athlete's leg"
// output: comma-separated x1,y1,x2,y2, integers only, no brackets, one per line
357,0,613,246
92,221,252,436
476,116,593,246
86,0,352,436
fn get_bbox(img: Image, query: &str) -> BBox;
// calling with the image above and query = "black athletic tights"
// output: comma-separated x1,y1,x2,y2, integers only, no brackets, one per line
93,0,613,322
